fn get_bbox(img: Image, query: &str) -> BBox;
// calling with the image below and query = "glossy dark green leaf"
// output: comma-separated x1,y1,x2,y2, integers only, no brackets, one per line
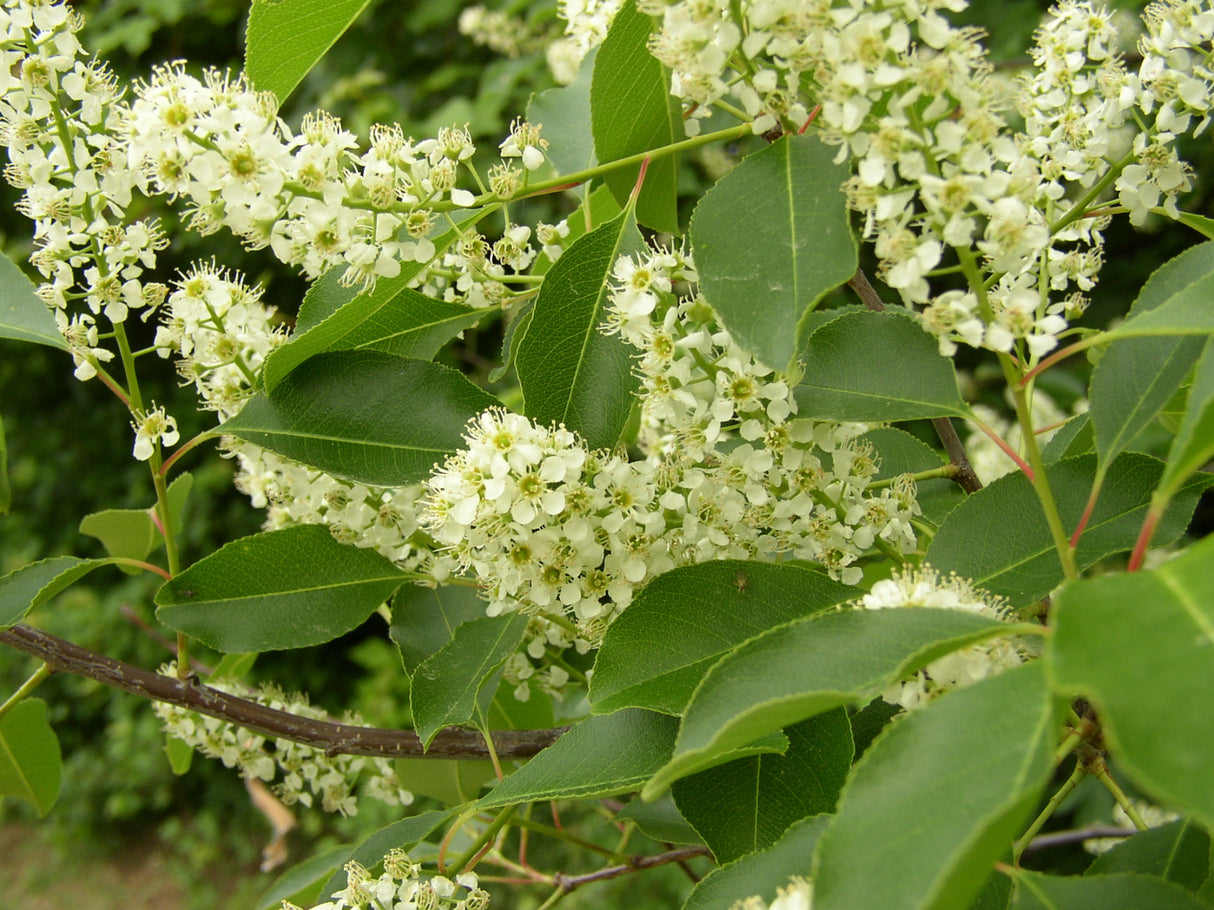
0,252,66,350
644,608,1018,797
223,351,497,486
156,525,407,652
924,453,1208,606
411,613,529,748
692,135,857,370
0,698,61,817
590,561,857,715
391,583,488,677
0,556,112,628
515,207,643,449
245,0,373,105
590,0,683,233
673,711,852,863
477,709,680,808
813,664,1053,910
1049,534,1214,832
797,311,968,421
1087,819,1210,892
1010,869,1211,910
684,814,828,910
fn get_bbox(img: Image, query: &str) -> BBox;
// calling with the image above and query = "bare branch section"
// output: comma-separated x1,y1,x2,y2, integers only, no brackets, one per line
0,624,567,760
847,267,984,495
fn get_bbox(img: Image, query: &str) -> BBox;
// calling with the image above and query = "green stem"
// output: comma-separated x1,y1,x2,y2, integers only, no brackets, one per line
1094,765,1148,831
1013,758,1086,863
112,323,144,414
864,466,956,490
1049,151,1136,236
507,814,623,861
448,805,519,873
0,664,53,719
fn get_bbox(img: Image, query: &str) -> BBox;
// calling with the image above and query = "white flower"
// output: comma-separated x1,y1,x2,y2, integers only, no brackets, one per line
131,404,178,461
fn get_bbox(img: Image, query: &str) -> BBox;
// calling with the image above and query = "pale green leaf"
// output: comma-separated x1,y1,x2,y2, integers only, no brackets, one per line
673,711,852,863
256,846,350,910
527,47,596,177
245,0,373,106
813,664,1053,910
319,810,453,898
395,757,497,806
1178,212,1214,240
79,509,157,566
222,351,497,487
1159,339,1214,501
615,793,704,846
862,426,965,524
1087,819,1210,892
164,735,194,776
0,414,9,515
796,311,968,421
515,207,643,449
0,699,61,817
391,583,488,677
924,454,1208,606
477,709,680,808
691,134,857,371
590,561,857,715
155,525,407,652
0,252,66,350
1049,534,1214,832
0,556,112,628
1041,414,1093,463
1104,269,1214,340
410,613,529,748
590,0,683,233
644,608,1017,798
1011,869,1211,910
684,814,828,910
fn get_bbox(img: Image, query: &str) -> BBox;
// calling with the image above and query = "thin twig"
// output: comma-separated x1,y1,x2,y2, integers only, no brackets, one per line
0,624,567,760
1022,825,1137,852
551,846,711,892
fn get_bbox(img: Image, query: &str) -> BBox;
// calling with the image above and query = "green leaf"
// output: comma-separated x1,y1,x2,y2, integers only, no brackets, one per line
391,583,488,677
1104,268,1214,341
515,207,643,449
590,561,857,715
1178,212,1214,239
1089,242,1214,471
813,664,1053,910
1010,869,1212,910
79,509,157,567
257,846,351,910
163,472,193,539
0,252,66,350
691,135,857,370
924,454,1208,606
644,608,1018,798
477,709,680,808
1049,534,1214,832
615,793,704,846
410,613,529,748
0,413,9,515
155,525,407,652
863,426,965,525
1087,819,1210,892
398,757,497,806
684,814,828,910
0,556,112,628
796,311,968,421
245,0,373,106
673,711,853,863
1159,339,1214,500
222,351,497,487
319,810,453,897
164,735,194,776
1041,414,1093,463
527,47,597,177
590,0,684,233
0,699,61,817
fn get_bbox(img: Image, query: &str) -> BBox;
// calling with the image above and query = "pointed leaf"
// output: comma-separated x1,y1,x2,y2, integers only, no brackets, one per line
527,47,597,177
0,556,112,628
477,709,680,808
691,134,857,370
515,207,643,448
79,508,157,566
685,814,829,910
1105,268,1214,340
615,793,704,846
1049,534,1214,832
257,846,351,910
673,710,852,863
222,351,497,487
590,561,857,715
863,426,965,524
156,525,407,652
590,0,684,233
813,664,1053,910
1159,339,1214,499
0,252,66,350
0,698,61,817
390,583,488,677
1010,869,1211,910
1087,819,1210,892
395,757,497,806
245,0,373,105
164,735,194,775
411,613,529,748
925,454,1208,606
1041,414,1093,463
644,608,1019,798
796,311,968,421
320,810,454,897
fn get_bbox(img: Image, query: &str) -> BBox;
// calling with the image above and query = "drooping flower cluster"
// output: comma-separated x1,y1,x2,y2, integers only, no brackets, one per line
858,567,1028,710
286,853,489,910
154,668,413,816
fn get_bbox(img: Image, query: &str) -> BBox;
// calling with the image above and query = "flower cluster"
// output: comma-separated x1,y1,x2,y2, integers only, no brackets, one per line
547,0,625,83
857,567,1028,710
731,878,814,910
154,669,413,816
458,5,557,59
287,853,489,910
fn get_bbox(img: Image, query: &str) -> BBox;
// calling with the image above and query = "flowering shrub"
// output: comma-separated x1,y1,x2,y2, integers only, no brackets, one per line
1,0,1214,907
